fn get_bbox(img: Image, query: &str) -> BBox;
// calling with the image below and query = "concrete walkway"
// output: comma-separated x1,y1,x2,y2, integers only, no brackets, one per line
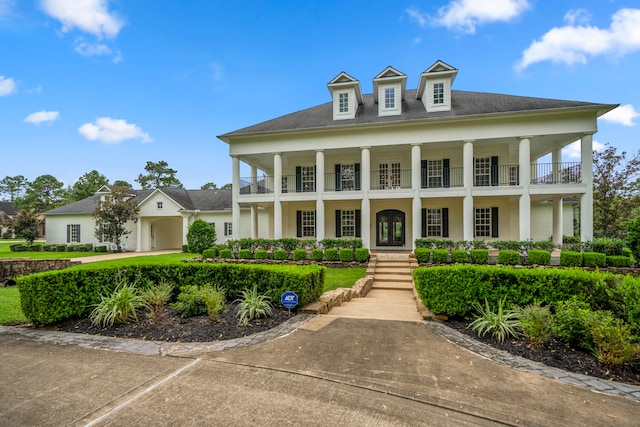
77,249,182,263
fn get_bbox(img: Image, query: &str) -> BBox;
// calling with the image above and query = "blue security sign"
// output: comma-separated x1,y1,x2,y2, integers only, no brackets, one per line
281,291,299,309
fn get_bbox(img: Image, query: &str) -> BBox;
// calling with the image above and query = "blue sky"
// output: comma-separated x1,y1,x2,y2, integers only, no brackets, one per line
1,0,639,189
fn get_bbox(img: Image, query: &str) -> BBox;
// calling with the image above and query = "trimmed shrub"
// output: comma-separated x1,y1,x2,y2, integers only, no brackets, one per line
311,248,324,262
355,248,370,263
470,249,489,265
325,248,339,261
202,248,218,259
339,248,353,262
18,263,325,325
273,249,287,261
254,249,268,260
451,249,468,264
237,249,252,259
414,238,437,249
414,248,431,264
528,250,550,266
497,250,519,266
432,249,449,264
293,248,307,261
560,251,582,267
582,252,606,268
94,245,108,253
219,249,233,259
186,219,217,254
607,255,631,268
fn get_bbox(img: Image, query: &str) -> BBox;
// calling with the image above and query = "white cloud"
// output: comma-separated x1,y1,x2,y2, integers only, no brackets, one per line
78,117,152,144
74,38,111,56
517,8,640,70
27,85,43,94
0,75,16,95
406,7,427,27
429,0,531,34
563,8,591,26
24,110,60,125
40,0,124,39
562,139,606,159
600,104,639,127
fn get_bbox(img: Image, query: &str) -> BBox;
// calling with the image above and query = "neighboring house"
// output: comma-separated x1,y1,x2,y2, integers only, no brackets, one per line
218,60,616,250
0,201,18,238
44,187,266,250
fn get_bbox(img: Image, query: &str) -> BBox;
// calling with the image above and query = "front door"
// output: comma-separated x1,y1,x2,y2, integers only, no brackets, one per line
376,210,405,246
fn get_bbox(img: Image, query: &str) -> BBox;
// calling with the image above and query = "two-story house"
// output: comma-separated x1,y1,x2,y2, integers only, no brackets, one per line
218,60,616,250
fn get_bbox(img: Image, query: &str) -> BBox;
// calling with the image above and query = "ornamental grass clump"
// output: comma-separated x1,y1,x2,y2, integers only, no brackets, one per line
469,297,521,343
235,284,274,326
202,285,226,321
90,280,148,328
140,280,174,322
517,302,554,348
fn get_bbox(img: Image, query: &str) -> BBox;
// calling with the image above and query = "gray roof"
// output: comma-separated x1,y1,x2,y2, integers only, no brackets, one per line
44,189,233,216
0,201,18,216
219,89,615,138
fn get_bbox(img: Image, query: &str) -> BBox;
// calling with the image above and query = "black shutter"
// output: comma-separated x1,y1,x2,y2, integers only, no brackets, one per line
491,156,499,186
313,165,316,191
491,207,499,238
77,225,81,242
355,209,361,237
66,224,70,243
443,159,450,188
516,165,520,185
335,164,341,191
421,160,428,188
354,163,361,190
295,166,302,192
296,211,302,237
421,208,426,237
442,208,449,238
335,210,342,237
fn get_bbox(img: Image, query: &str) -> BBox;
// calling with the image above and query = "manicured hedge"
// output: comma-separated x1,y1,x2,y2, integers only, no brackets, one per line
355,248,370,263
414,248,431,264
497,249,519,265
293,248,307,261
413,265,612,318
202,248,218,259
582,251,606,268
219,249,233,259
560,251,582,267
255,249,268,260
311,248,324,262
274,249,287,260
18,263,326,325
237,249,252,259
325,248,339,261
432,249,449,264
527,249,550,266
470,249,489,265
451,249,468,264
339,248,353,262
607,255,631,268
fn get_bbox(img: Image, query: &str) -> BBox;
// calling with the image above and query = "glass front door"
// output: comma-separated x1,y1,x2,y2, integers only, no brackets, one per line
376,210,405,246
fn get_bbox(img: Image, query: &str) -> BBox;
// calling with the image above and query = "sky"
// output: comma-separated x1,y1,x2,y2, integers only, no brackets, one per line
1,0,639,190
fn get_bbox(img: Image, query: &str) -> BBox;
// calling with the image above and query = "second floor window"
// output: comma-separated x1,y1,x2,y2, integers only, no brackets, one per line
433,82,444,104
301,166,315,192
384,87,395,109
341,164,355,191
475,157,491,186
379,162,401,189
428,160,443,188
339,92,349,113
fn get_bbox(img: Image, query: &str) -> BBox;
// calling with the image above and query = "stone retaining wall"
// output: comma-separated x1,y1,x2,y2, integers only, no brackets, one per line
0,259,79,286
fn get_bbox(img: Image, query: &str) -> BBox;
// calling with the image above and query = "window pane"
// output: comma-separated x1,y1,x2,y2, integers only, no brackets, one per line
339,92,349,113
341,209,355,237
475,158,490,186
433,83,444,104
384,87,395,109
475,208,491,237
301,166,315,192
427,208,441,237
302,211,315,237
341,164,355,191
428,160,442,188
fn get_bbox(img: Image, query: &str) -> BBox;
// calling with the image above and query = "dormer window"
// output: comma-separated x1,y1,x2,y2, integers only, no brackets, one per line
339,92,349,113
384,88,395,109
433,83,444,105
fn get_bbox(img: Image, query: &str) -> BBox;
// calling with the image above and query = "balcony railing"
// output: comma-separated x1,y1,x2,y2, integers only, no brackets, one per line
531,162,581,184
238,162,582,194
371,169,412,190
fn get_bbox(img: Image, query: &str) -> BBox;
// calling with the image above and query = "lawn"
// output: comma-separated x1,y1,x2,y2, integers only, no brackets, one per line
0,287,27,324
0,240,99,259
323,268,366,292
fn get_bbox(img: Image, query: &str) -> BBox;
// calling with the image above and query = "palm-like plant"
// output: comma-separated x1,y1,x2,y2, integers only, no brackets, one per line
90,280,148,327
140,281,174,322
234,284,273,326
469,297,521,343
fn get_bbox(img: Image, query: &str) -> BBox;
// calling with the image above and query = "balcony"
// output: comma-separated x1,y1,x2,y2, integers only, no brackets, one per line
371,169,412,190
531,162,581,185
421,166,464,188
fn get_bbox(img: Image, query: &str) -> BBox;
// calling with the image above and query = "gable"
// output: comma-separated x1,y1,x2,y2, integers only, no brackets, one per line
137,190,184,216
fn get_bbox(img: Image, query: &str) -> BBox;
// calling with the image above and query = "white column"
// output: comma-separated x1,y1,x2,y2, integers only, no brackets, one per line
361,147,371,249
553,197,563,245
273,153,283,239
411,144,422,249
463,140,474,241
315,150,325,241
231,156,241,240
552,147,562,184
251,206,258,239
182,214,189,246
519,137,531,241
136,217,142,251
580,134,594,241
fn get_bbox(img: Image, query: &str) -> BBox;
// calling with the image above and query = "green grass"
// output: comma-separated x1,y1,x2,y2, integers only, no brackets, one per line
0,240,98,259
323,268,366,293
0,287,27,324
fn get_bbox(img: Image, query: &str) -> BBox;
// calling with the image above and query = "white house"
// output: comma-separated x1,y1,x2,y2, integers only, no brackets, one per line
218,61,616,250
44,187,267,250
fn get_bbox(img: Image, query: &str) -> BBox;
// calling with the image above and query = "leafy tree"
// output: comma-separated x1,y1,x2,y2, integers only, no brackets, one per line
201,182,218,190
0,175,29,202
18,174,67,212
93,186,140,250
12,209,40,245
135,160,183,189
68,170,109,202
626,215,640,261
593,145,640,238
112,180,132,188
186,219,217,253
220,183,232,189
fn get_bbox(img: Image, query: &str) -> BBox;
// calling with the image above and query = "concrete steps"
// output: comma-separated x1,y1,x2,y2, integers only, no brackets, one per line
326,254,422,322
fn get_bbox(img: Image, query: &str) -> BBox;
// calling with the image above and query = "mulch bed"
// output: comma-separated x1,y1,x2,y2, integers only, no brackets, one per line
51,303,297,343
446,319,640,386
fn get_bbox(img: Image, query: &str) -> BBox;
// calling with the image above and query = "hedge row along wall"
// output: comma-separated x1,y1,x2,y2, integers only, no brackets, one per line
412,265,635,319
18,263,325,325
